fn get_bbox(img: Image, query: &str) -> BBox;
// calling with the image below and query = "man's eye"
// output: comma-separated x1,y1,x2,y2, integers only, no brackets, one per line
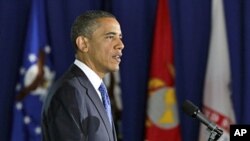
106,36,114,39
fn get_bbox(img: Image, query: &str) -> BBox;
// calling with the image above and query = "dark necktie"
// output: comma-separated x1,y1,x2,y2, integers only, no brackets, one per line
98,82,112,126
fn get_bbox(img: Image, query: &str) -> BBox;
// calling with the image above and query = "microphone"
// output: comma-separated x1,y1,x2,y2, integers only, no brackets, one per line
182,100,223,140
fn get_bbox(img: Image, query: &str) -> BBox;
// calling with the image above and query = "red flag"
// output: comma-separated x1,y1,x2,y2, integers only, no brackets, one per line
145,0,182,140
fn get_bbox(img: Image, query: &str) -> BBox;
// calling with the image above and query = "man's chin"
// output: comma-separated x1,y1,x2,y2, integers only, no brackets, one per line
110,66,119,72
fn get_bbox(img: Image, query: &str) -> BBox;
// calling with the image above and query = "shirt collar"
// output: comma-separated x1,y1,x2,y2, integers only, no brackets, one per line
74,59,102,91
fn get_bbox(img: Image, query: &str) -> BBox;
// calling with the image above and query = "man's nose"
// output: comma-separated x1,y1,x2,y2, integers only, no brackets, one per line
116,38,124,50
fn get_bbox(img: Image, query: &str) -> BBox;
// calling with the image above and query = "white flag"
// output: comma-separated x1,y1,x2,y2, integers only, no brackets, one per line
199,0,235,141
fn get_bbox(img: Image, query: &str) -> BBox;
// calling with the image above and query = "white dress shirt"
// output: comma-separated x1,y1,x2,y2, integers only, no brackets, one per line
74,59,103,101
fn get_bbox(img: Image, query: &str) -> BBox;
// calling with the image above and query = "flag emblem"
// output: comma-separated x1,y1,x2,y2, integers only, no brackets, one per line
147,78,179,129
16,48,55,101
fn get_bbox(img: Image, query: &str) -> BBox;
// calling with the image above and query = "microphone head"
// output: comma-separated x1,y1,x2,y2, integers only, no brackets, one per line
182,100,200,118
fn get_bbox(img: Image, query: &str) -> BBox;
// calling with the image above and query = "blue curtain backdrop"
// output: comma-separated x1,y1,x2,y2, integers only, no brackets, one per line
0,0,249,141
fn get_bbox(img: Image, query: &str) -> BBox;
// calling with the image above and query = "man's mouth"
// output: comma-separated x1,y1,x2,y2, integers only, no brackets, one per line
112,54,122,63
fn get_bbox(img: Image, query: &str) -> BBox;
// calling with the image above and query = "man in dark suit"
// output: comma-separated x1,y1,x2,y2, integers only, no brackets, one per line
41,10,124,141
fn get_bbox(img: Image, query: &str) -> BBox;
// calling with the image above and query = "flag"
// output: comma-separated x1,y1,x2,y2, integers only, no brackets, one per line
199,0,235,140
11,0,55,141
145,0,182,140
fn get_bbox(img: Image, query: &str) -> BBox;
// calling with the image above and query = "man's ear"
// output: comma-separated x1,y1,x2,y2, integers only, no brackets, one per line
76,36,89,52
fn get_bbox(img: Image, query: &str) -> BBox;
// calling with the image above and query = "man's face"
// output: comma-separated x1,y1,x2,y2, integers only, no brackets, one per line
85,17,124,76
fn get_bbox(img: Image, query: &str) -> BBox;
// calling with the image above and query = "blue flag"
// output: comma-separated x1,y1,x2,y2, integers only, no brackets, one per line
11,0,55,141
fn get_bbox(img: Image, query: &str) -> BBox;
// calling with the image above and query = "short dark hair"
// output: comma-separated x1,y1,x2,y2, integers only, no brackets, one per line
70,10,116,49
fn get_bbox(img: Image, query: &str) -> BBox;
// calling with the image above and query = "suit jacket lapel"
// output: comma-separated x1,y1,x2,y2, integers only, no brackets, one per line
71,65,113,140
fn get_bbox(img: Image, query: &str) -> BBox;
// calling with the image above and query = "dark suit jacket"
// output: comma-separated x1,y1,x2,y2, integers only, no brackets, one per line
42,65,117,141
